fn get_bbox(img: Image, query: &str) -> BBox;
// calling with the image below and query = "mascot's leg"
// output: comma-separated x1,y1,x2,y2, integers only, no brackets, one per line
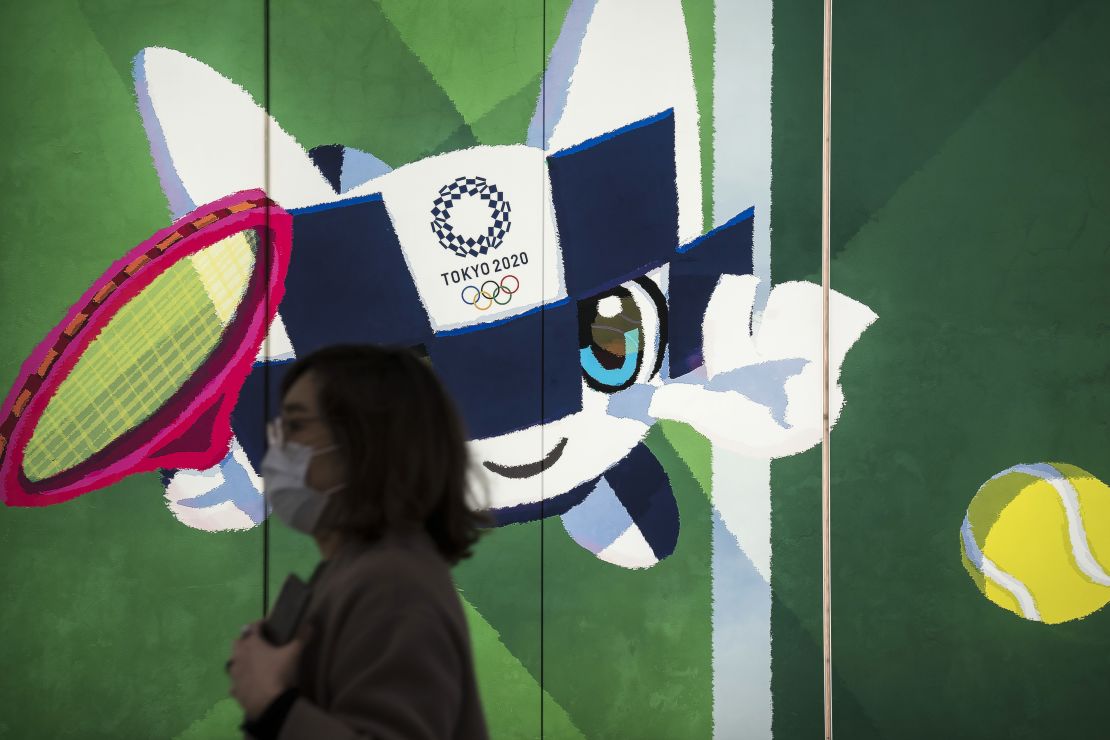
560,442,679,569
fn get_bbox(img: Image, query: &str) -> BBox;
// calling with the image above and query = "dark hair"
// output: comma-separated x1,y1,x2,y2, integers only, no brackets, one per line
280,344,491,564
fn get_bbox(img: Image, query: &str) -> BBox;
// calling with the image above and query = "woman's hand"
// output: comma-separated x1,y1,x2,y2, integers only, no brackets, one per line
227,621,308,720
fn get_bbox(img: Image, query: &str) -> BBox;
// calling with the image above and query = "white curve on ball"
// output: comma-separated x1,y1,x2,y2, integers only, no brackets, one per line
1009,463,1110,587
962,515,1042,621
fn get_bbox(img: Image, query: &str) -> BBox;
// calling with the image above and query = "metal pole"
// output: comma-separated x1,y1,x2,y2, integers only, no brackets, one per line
821,0,834,737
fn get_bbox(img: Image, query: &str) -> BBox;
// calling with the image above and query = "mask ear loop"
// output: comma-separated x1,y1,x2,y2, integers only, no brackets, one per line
266,417,284,450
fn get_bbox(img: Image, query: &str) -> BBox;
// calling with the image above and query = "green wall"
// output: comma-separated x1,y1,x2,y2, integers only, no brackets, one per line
1,1,1108,737
772,1,1110,737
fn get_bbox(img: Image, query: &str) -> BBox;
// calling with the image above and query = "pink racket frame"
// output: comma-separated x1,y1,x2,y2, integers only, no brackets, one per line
0,189,292,505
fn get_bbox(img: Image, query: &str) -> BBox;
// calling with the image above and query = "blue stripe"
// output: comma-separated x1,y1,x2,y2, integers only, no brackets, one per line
288,192,384,216
549,109,675,159
676,206,755,254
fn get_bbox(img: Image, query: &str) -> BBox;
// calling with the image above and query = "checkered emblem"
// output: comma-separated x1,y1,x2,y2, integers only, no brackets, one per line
430,176,512,257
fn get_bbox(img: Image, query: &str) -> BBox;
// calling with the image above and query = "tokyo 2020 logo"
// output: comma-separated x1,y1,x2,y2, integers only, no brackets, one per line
430,176,512,258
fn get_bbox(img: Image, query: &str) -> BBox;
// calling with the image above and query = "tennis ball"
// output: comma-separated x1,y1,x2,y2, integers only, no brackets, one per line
960,462,1110,624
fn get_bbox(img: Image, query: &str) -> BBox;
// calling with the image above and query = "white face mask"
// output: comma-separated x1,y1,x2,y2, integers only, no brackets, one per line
261,420,342,535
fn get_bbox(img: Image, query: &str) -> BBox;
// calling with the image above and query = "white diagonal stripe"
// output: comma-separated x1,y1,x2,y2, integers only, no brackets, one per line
962,515,1042,621
982,555,1043,621
1008,463,1110,587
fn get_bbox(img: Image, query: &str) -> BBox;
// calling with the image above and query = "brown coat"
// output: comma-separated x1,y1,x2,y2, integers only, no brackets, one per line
257,531,488,740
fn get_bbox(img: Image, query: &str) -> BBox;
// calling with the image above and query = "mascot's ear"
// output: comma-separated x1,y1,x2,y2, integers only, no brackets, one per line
529,0,702,241
133,47,337,219
133,47,319,532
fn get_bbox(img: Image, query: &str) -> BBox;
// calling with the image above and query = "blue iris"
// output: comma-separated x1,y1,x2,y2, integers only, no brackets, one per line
580,330,640,388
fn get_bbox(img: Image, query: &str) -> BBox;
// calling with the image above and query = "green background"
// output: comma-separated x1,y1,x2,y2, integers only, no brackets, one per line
1,0,1108,737
772,0,1110,737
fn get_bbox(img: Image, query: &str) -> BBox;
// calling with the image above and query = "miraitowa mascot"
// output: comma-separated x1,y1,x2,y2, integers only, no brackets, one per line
140,0,875,730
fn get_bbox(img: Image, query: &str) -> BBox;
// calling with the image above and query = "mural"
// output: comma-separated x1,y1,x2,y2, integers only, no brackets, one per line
2,0,1109,737
0,1,876,736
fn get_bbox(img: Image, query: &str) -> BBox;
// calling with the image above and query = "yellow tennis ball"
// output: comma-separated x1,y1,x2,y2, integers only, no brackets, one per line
961,462,1110,624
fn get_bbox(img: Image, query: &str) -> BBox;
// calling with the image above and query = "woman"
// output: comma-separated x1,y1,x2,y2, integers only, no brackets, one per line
226,344,490,739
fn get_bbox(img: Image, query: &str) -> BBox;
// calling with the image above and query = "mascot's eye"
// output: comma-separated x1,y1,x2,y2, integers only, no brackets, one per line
578,276,667,393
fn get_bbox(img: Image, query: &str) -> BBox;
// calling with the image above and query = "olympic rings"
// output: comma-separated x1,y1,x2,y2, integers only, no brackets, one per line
460,275,520,311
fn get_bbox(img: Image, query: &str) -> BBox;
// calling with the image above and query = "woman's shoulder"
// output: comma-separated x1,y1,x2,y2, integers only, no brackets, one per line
317,530,461,618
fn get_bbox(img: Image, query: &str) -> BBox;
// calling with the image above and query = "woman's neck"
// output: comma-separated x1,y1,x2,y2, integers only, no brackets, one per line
314,530,344,561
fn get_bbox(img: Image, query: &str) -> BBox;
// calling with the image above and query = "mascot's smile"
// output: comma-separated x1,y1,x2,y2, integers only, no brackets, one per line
483,437,569,479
